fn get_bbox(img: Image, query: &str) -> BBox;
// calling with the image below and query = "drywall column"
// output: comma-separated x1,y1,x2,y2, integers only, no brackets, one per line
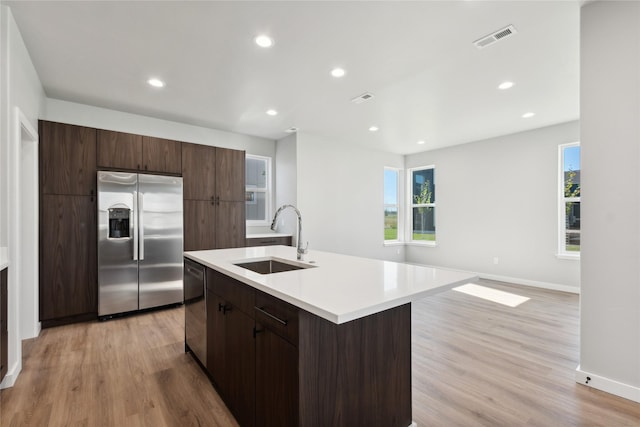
578,1,640,402
274,134,298,240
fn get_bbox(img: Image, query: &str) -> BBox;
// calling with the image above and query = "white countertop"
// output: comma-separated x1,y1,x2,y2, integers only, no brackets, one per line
246,232,292,239
0,247,8,270
185,246,477,324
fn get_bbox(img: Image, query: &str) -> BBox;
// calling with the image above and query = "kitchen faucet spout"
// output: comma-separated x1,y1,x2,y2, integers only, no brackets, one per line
271,204,308,260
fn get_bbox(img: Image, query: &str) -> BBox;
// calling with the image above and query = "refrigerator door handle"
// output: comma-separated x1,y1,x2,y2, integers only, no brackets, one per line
139,191,145,261
133,190,138,261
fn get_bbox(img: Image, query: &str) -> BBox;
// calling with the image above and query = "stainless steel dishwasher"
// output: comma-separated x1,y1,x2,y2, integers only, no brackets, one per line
184,258,206,367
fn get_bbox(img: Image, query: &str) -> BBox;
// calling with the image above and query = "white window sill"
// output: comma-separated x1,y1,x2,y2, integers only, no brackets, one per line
556,253,580,260
405,241,438,247
383,241,405,247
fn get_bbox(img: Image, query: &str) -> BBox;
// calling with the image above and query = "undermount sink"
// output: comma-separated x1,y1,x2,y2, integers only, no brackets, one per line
234,257,316,275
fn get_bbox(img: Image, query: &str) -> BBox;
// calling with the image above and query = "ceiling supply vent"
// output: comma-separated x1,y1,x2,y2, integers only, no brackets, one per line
284,126,298,133
473,25,517,49
350,92,375,104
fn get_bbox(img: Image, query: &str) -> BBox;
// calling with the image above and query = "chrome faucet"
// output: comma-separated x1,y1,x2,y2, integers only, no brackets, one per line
271,204,308,260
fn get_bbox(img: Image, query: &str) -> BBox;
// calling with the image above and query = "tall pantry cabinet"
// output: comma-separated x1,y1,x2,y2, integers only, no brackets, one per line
182,143,246,250
39,121,98,326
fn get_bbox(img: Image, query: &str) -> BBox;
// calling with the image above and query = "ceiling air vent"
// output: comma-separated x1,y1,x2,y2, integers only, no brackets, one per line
351,92,375,104
473,25,517,49
284,126,298,133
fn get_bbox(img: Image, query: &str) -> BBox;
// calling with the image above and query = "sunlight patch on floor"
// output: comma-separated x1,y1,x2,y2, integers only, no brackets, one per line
452,283,530,307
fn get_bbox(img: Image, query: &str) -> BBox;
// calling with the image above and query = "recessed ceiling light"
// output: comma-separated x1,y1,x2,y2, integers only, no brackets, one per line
498,81,514,90
331,68,346,78
522,112,535,118
417,140,426,145
147,78,165,88
255,35,274,48
369,126,379,132
266,109,278,116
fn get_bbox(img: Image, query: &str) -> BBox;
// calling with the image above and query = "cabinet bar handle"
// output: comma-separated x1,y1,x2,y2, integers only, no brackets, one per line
255,306,288,325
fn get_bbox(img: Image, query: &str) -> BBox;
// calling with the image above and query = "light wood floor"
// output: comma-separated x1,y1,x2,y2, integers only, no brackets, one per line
2,280,639,426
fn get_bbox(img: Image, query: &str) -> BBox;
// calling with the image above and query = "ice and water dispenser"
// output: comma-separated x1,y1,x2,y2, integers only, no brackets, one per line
108,205,131,238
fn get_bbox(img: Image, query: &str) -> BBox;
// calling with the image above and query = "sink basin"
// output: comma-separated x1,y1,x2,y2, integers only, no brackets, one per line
234,258,315,275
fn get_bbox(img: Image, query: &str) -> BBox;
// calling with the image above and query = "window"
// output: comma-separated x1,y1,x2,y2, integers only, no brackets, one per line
245,155,272,224
384,168,401,242
559,143,580,255
409,166,436,243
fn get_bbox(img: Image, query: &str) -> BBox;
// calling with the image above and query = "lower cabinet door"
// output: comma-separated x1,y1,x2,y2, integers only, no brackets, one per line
206,290,226,391
255,326,298,427
40,194,97,320
184,200,216,251
225,308,256,427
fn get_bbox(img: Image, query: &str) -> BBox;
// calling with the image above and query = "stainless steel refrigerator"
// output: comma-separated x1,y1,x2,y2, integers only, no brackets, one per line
98,171,184,317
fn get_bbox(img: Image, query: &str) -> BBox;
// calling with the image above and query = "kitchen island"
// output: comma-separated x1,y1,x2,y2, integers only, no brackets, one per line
185,246,477,427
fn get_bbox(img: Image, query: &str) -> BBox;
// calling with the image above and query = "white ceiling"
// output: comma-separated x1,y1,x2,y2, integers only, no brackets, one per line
3,1,580,155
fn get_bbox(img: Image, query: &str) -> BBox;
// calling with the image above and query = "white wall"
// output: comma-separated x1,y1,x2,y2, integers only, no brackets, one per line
578,1,640,402
296,132,405,262
272,133,298,239
405,121,581,291
43,98,276,157
0,5,46,388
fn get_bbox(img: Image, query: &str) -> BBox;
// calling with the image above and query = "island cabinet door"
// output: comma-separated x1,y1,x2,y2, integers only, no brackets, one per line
255,325,299,427
224,308,256,427
206,290,225,390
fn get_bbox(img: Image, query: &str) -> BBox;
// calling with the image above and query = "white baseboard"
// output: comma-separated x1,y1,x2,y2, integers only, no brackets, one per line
0,359,22,389
409,422,417,427
479,273,579,294
575,365,640,403
404,262,579,294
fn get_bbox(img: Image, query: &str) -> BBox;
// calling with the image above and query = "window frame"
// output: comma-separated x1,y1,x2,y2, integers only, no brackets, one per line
407,165,436,246
383,167,403,245
558,142,580,259
245,154,272,226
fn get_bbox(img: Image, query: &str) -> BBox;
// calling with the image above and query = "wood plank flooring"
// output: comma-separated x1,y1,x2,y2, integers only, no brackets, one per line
1,279,639,426
412,279,640,426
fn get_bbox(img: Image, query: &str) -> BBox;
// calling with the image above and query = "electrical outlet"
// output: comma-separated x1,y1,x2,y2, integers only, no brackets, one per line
493,257,499,265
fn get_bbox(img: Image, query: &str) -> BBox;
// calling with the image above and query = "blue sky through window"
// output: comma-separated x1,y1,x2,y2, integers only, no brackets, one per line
564,146,580,171
384,169,397,204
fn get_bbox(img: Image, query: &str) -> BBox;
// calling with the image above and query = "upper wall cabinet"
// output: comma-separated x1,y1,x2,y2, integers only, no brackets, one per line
182,142,217,200
216,148,245,202
182,143,245,201
39,121,97,196
142,136,182,174
97,130,182,174
97,129,143,171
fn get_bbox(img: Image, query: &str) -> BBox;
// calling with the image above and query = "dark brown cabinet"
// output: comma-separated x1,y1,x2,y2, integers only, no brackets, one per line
97,131,182,174
39,120,99,326
39,121,96,196
246,236,293,247
197,266,412,427
142,136,182,174
1,268,7,383
207,269,256,427
97,129,143,171
184,200,216,251
216,148,246,202
39,195,97,323
182,143,217,201
255,322,298,427
183,143,245,251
